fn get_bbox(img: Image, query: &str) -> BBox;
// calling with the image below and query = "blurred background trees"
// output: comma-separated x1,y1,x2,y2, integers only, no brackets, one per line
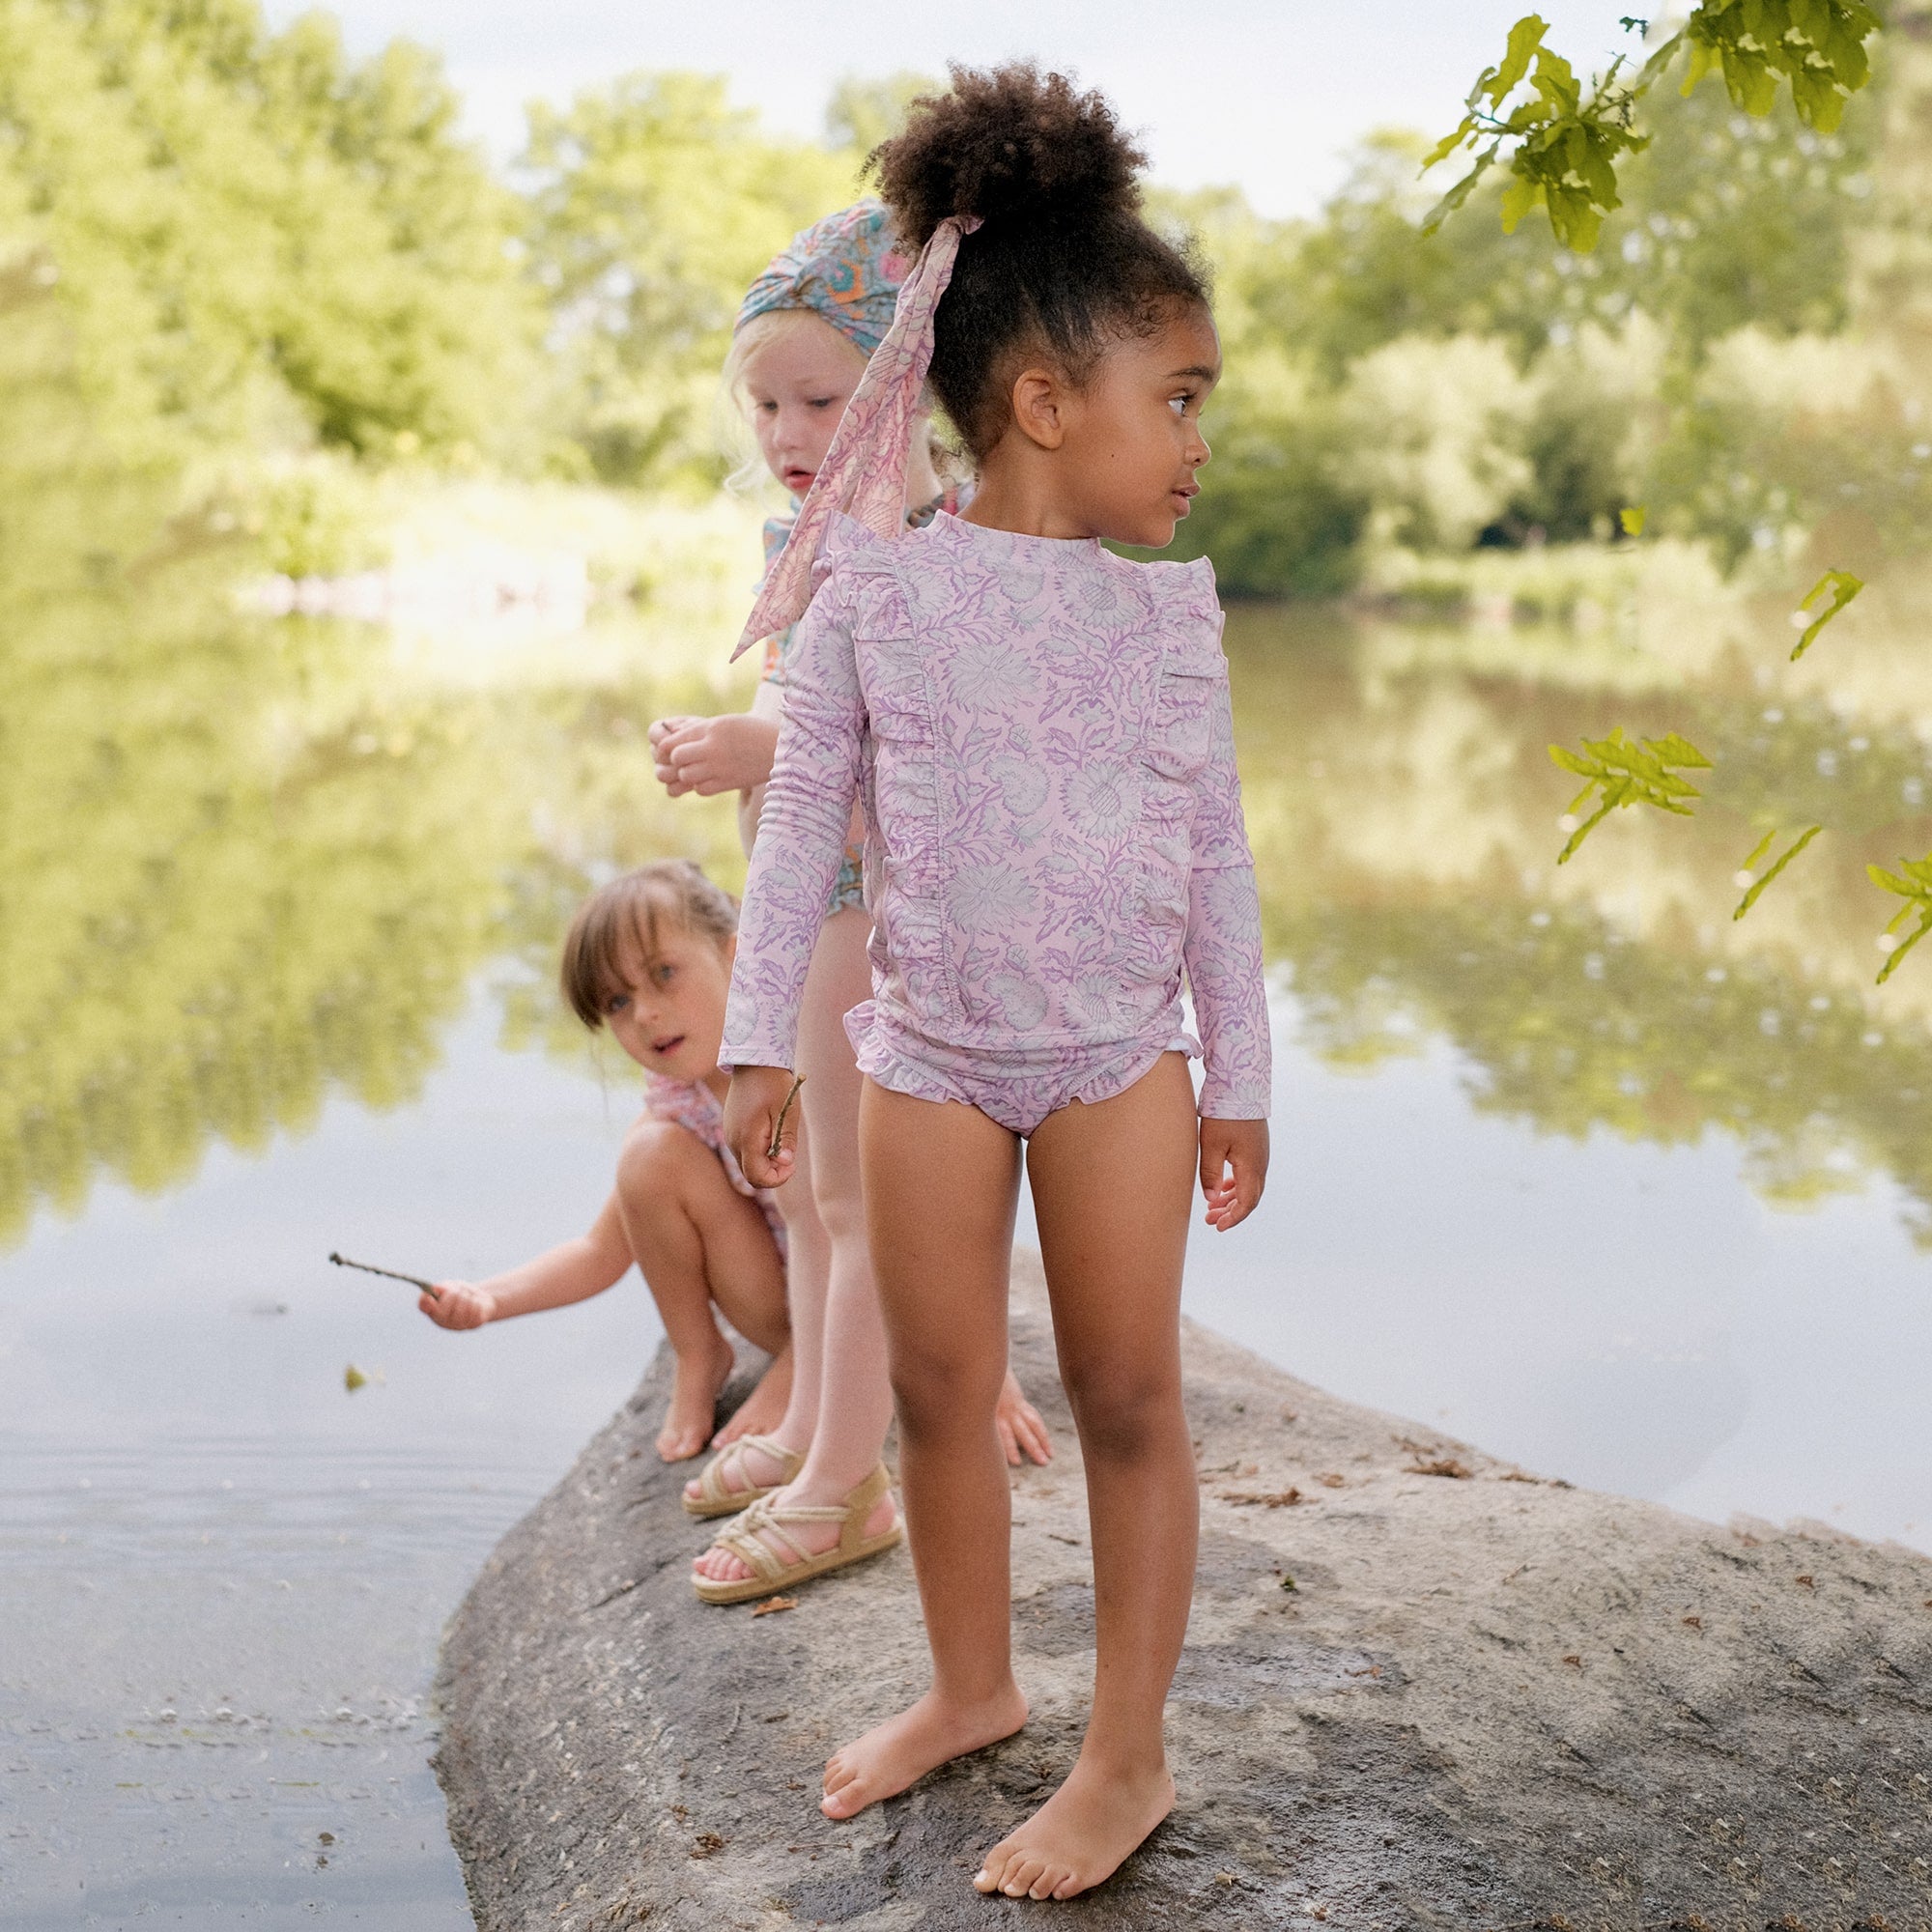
4,0,1931,591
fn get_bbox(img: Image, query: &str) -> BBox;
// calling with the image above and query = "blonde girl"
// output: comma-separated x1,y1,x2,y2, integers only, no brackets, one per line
649,203,1050,1603
722,70,1271,1902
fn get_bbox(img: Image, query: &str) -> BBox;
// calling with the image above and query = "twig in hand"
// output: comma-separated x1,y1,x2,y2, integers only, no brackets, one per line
767,1075,805,1162
328,1251,440,1300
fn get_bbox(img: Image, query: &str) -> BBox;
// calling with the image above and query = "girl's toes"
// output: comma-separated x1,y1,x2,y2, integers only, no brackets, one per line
1003,1858,1046,1898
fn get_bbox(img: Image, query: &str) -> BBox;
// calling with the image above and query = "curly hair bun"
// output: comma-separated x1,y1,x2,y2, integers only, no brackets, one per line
872,63,1147,249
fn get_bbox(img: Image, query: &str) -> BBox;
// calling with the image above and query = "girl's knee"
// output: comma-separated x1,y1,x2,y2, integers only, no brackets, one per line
889,1342,1002,1437
1061,1361,1184,1463
616,1119,711,1206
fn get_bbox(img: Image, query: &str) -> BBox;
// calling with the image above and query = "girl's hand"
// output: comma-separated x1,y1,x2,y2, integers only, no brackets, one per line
995,1370,1053,1466
724,1065,801,1189
650,714,781,797
1199,1118,1269,1232
420,1280,496,1328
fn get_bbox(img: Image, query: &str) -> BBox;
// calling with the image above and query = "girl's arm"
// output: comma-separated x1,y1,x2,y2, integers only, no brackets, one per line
1183,668,1272,1230
720,565,868,1181
420,1191,633,1329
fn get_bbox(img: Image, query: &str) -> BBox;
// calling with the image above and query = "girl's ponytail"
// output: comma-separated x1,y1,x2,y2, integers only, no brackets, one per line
870,64,1208,461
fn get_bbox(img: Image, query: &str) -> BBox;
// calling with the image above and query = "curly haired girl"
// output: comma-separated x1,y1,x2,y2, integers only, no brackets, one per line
721,66,1271,1903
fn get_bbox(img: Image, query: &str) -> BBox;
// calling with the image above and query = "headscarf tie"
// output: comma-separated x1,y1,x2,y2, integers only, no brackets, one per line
732,213,980,659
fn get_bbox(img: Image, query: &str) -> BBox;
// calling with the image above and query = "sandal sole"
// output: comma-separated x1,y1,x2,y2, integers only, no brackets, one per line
692,1524,905,1605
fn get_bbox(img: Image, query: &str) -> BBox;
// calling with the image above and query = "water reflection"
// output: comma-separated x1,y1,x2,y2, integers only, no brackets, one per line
1229,599,1932,1236
0,510,747,1249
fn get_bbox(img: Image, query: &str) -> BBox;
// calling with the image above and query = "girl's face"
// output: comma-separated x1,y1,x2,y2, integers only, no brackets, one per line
1002,303,1221,549
600,923,737,1086
740,314,868,497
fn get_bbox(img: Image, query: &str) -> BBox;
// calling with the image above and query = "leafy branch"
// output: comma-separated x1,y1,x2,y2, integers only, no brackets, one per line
1549,727,1713,863
1870,856,1932,985
1428,3,1880,253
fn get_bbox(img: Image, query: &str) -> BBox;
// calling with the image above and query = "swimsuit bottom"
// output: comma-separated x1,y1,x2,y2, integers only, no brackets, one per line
844,1001,1198,1139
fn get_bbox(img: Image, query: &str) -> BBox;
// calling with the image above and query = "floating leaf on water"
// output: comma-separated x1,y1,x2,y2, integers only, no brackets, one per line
1790,570,1863,661
1619,505,1646,536
1732,826,1822,922
343,1364,368,1392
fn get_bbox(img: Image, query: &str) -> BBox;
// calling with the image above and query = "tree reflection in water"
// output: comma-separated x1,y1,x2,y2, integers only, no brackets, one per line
1231,599,1932,1238
11,297,1932,1253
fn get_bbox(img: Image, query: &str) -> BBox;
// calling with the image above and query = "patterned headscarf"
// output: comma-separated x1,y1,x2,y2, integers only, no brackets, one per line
732,213,980,659
735,200,908,358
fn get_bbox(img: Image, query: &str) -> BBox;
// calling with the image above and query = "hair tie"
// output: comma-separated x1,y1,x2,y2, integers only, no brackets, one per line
731,213,981,660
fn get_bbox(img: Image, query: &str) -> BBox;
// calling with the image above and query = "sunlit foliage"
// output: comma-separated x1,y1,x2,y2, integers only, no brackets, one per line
521,73,862,489
0,0,542,467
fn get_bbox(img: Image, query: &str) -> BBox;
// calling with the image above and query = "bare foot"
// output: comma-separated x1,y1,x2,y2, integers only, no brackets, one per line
656,1331,736,1462
820,1685,1028,1821
711,1345,793,1448
691,1478,895,1582
973,1754,1175,1900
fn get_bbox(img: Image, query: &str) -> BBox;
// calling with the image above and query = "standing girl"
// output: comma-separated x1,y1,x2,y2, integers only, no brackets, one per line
721,67,1271,1903
649,203,1050,1602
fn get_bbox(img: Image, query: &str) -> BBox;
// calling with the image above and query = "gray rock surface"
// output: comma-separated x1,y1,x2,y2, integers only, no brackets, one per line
436,1250,1932,1930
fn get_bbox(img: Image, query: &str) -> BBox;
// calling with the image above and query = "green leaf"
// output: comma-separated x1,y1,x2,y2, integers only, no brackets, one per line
1421,144,1501,236
1490,15,1551,104
1733,825,1821,921
1619,505,1647,536
1499,172,1544,233
1644,732,1714,769
1422,115,1479,170
1790,568,1863,660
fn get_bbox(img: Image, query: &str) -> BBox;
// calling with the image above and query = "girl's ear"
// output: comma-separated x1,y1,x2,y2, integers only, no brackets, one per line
1009,366,1068,452
722,933,739,972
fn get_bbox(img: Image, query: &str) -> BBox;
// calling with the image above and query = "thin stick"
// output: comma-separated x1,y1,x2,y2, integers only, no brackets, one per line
767,1074,806,1162
329,1251,441,1300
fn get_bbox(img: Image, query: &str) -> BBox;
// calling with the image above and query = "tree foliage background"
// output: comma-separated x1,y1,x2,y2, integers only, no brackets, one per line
4,1,1931,586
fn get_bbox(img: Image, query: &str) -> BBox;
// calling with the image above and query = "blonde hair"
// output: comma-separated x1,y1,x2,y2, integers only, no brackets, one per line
559,862,738,1030
715,307,965,498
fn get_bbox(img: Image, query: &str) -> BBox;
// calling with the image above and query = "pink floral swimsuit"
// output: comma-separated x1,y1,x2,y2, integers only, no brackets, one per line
640,1072,787,1260
721,512,1271,1136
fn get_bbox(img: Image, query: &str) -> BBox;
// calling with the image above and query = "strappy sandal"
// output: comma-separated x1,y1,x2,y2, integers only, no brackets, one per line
680,1435,805,1520
692,1463,901,1605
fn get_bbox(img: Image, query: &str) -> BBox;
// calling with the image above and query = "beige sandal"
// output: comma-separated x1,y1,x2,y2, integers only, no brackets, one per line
692,1463,902,1605
680,1435,805,1520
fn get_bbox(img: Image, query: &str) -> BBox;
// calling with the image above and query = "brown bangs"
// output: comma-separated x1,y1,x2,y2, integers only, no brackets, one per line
558,862,739,1031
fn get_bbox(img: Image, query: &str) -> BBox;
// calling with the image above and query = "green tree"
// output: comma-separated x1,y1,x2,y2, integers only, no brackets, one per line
0,0,541,467
522,72,860,488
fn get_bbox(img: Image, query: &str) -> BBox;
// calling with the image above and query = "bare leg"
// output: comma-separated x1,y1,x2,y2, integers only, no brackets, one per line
696,907,896,1574
711,1102,823,1454
818,1078,1029,1820
613,1119,790,1463
974,1052,1198,1900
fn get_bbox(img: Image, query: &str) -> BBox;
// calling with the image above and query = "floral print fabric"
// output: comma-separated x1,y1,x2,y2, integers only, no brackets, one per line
757,491,963,918
735,200,907,358
640,1072,787,1259
722,512,1272,1121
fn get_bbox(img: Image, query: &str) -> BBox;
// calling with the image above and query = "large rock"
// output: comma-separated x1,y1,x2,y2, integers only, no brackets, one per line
435,1251,1932,1929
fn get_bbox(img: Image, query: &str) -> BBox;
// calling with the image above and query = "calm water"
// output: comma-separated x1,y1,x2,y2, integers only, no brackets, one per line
6,530,1932,1923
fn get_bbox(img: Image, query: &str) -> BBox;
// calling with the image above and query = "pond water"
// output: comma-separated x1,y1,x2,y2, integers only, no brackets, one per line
6,518,1931,1924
